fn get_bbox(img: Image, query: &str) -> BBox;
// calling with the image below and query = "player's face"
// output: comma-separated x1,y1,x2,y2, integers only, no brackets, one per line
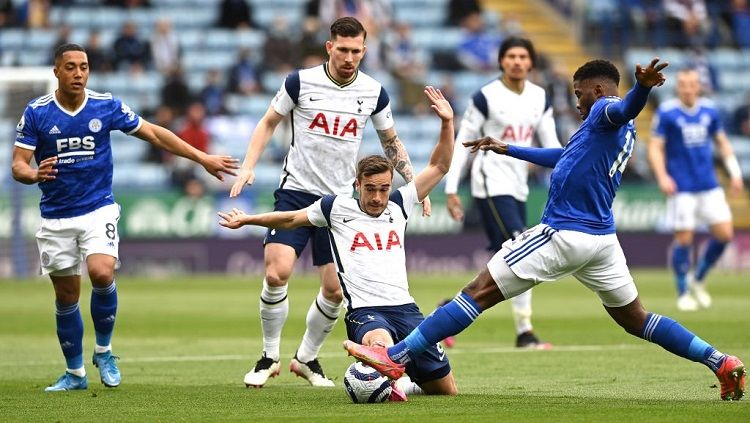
325,34,366,82
499,47,532,81
573,78,599,120
676,70,701,107
356,171,393,217
54,51,89,96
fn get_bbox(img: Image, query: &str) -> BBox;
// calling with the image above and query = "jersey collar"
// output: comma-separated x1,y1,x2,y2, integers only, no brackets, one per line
324,62,358,88
53,89,89,117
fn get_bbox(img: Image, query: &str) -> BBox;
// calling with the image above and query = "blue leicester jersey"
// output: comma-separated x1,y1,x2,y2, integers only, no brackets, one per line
542,96,636,235
652,98,721,192
15,90,142,218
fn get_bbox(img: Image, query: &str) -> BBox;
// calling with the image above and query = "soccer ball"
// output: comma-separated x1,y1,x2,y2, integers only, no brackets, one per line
343,362,392,403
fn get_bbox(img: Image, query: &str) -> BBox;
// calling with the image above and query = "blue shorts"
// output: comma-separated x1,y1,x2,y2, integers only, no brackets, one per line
345,304,451,384
475,195,526,252
264,189,333,266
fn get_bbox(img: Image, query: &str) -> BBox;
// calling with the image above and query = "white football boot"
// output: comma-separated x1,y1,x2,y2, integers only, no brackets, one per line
289,354,335,387
677,293,699,311
244,353,280,388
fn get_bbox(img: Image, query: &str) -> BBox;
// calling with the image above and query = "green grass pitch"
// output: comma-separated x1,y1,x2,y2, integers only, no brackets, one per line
1,270,748,422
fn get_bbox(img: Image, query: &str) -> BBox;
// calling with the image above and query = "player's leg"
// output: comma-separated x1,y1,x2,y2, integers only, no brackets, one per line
245,242,297,387
80,204,121,387
666,193,698,310
692,188,734,308
37,217,88,392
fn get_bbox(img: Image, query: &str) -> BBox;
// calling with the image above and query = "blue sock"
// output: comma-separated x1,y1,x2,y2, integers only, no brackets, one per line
641,313,726,373
695,239,727,282
388,292,482,364
91,281,117,348
55,302,84,370
671,244,691,295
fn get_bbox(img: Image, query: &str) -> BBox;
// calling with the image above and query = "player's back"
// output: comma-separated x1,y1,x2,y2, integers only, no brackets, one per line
542,96,635,235
652,98,720,192
15,89,142,218
276,65,393,197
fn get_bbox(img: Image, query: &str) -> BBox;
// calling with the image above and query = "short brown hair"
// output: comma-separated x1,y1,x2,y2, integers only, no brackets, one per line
330,16,366,40
356,155,392,180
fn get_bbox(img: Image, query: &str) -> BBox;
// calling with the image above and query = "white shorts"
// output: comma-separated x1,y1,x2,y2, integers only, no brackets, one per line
666,187,732,231
486,224,638,307
36,203,121,275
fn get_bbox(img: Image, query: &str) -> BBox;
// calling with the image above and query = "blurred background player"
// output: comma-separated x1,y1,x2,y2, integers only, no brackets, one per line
229,17,425,388
11,43,238,392
648,68,744,311
221,86,457,400
443,36,559,349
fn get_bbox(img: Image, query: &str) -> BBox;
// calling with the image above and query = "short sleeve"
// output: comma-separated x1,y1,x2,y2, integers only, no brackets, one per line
591,98,620,130
271,71,299,116
14,106,37,150
651,109,666,138
370,86,394,131
306,195,336,227
709,108,724,136
389,181,419,220
455,91,487,142
111,97,142,134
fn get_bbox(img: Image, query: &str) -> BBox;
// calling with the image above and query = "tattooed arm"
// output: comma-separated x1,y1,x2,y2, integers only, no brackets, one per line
377,126,432,216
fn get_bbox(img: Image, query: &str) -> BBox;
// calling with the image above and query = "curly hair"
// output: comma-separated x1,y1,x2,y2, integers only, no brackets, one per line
573,59,620,86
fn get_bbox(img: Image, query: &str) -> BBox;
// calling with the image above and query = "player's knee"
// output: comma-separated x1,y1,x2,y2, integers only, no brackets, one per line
88,265,114,284
265,270,291,287
321,285,343,303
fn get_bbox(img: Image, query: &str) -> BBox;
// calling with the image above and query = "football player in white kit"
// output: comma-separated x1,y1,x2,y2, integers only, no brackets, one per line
229,17,425,388
12,44,238,392
648,68,744,311
444,37,560,349
221,86,456,399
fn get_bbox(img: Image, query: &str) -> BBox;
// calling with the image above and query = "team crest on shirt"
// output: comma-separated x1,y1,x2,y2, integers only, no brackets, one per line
41,252,50,266
88,118,102,133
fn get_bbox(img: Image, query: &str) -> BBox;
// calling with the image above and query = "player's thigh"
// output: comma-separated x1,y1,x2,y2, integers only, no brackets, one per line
666,192,698,231
573,235,638,308
78,204,120,273
263,242,298,284
419,370,457,395
697,187,733,229
36,216,83,275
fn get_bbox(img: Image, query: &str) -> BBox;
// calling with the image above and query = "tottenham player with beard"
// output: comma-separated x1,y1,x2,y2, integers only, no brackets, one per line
229,17,426,388
12,43,238,392
220,86,457,399
443,37,560,349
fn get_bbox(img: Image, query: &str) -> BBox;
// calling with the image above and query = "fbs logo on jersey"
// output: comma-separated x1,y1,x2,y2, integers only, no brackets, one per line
350,231,401,252
309,113,358,138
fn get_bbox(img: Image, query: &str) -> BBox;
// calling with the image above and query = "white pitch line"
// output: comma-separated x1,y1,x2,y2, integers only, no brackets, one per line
1,344,648,367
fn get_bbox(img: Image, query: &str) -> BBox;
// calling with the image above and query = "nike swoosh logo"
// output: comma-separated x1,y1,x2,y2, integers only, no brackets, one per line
343,218,355,223
310,97,323,101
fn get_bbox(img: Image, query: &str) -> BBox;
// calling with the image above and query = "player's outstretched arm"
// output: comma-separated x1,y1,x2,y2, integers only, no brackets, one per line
607,58,669,125
11,147,57,184
230,105,285,197
414,86,455,201
134,120,239,181
218,207,311,230
463,137,563,168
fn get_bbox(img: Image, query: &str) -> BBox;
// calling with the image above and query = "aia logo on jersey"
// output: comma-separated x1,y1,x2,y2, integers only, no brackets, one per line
501,125,534,142
350,231,401,252
309,113,358,138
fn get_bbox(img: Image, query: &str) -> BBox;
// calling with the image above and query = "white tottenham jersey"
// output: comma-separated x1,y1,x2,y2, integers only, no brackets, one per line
307,182,419,310
444,78,560,201
272,64,395,197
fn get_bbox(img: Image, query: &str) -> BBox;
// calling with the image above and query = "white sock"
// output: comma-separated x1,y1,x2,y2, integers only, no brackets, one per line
511,289,533,335
295,291,341,363
67,367,86,377
259,279,288,361
95,344,111,354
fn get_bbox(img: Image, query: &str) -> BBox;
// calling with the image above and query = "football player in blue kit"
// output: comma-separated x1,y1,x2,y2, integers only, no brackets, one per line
12,43,238,392
648,68,744,311
345,58,746,401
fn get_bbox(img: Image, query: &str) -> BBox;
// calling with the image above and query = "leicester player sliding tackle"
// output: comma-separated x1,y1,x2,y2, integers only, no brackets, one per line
220,86,457,400
344,58,746,401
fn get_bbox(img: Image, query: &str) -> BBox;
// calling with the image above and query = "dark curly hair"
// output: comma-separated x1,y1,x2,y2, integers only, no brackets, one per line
498,36,536,67
573,59,620,86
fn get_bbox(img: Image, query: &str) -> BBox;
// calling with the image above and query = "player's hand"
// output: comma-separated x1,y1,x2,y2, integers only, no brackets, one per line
229,168,256,197
421,195,432,217
424,86,453,122
635,58,669,88
463,136,509,155
35,156,58,183
656,174,677,196
446,193,464,222
729,177,744,197
217,208,248,229
201,154,239,181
